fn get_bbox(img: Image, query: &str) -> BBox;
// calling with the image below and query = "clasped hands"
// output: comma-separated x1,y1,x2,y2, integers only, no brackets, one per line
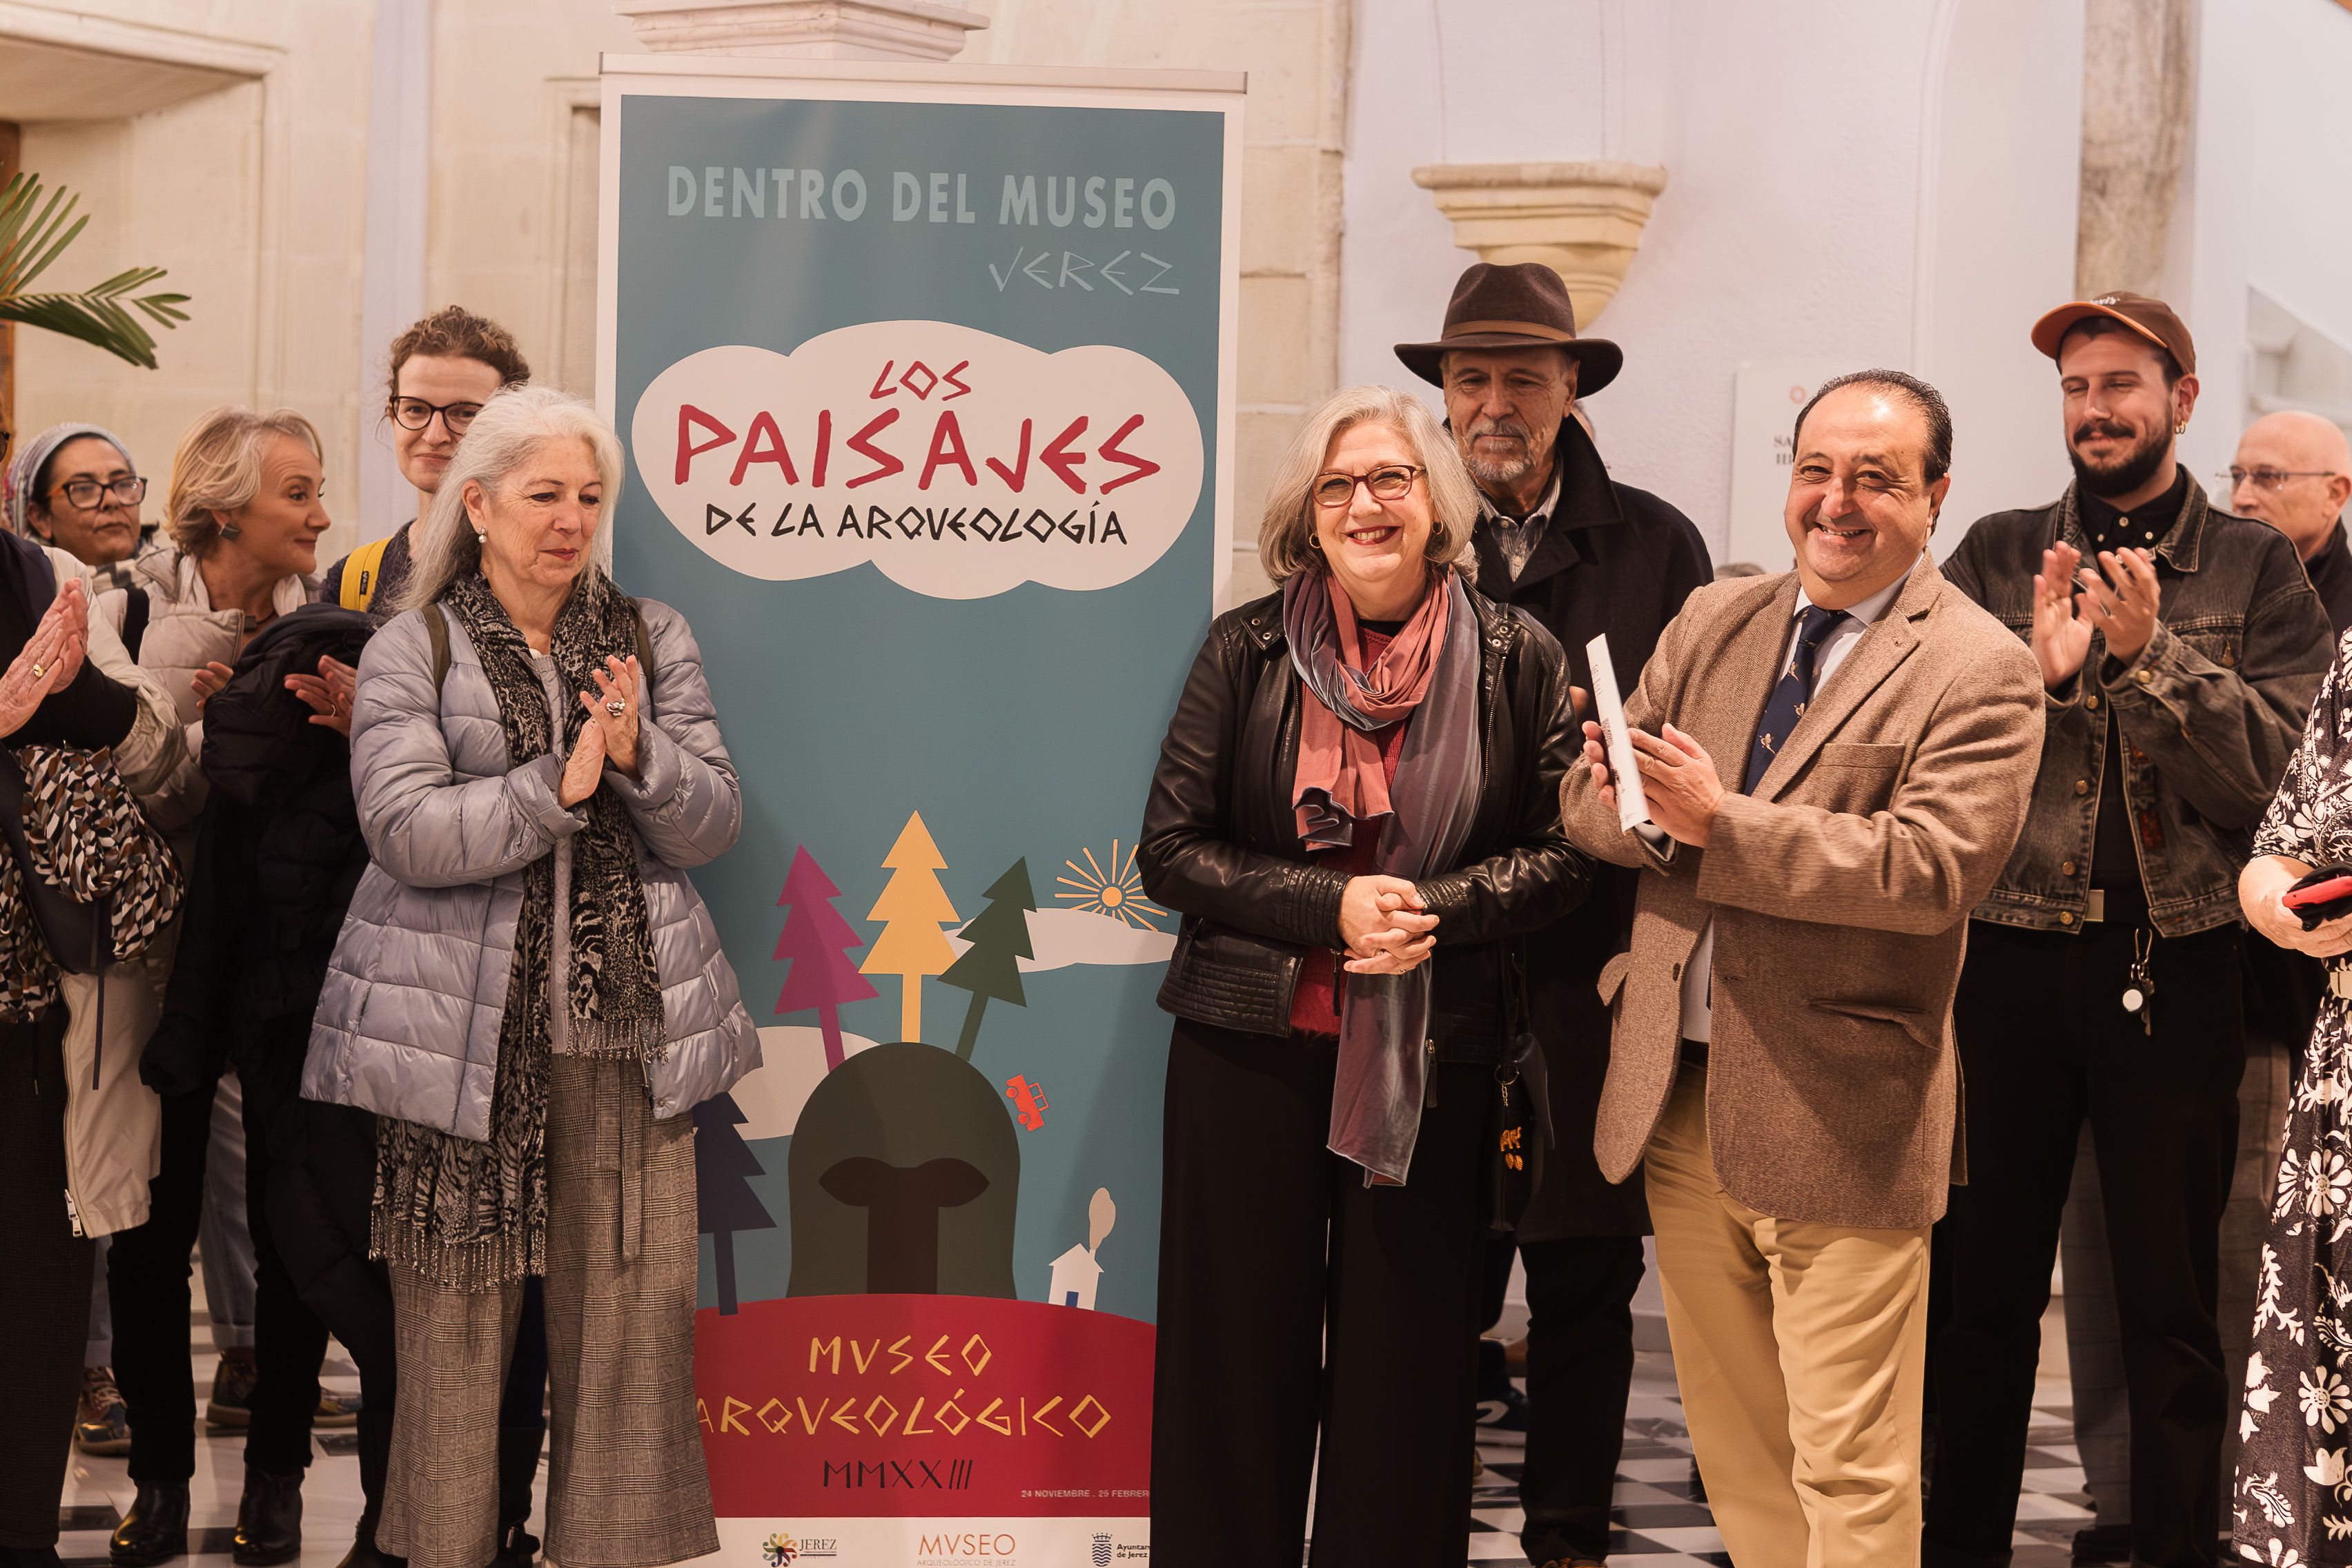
1338,874,1437,976
1579,718,1723,848
558,654,645,807
2032,540,2158,690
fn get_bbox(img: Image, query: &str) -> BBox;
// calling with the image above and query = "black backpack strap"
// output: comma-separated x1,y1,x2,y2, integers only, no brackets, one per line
119,586,150,664
630,602,655,682
425,602,450,693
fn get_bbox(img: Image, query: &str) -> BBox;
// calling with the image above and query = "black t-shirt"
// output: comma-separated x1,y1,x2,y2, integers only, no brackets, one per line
2305,518,2352,643
2077,467,2192,890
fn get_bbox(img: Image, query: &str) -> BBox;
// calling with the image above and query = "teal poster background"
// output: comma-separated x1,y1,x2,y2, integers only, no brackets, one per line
607,86,1226,1345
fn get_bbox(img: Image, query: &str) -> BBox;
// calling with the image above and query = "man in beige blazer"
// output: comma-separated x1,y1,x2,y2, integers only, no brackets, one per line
1560,370,2044,1568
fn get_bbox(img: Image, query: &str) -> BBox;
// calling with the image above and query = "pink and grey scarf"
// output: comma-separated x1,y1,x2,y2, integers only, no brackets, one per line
1283,567,1484,1184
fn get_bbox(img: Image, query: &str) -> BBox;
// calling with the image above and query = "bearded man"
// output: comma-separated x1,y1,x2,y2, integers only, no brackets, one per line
1927,294,2334,1568
1396,261,1709,1568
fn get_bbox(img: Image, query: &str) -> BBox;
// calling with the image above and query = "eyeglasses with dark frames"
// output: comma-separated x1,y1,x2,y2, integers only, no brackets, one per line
2220,467,2344,494
1312,464,1424,509
390,398,484,435
50,476,148,511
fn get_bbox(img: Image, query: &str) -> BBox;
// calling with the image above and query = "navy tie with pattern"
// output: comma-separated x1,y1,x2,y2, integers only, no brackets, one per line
1740,605,1845,794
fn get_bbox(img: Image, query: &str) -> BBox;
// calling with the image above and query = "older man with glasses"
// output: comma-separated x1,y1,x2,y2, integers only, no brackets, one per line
2227,410,2352,635
1395,262,1709,1568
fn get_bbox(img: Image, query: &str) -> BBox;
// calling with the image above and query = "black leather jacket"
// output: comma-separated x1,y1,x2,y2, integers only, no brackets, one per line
1137,583,1591,1063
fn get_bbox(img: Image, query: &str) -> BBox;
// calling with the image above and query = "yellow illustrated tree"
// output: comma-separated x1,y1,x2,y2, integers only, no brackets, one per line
861,812,959,1042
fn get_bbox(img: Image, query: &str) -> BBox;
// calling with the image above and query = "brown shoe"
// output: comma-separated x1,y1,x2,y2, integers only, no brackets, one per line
75,1365,132,1456
206,1349,257,1430
313,1389,360,1430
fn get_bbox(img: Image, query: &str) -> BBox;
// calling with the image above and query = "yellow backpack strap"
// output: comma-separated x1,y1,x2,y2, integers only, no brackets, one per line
339,536,393,612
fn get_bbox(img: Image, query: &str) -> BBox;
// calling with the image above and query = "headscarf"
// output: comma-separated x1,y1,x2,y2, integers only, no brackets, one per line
3,422,135,540
1283,565,1485,1184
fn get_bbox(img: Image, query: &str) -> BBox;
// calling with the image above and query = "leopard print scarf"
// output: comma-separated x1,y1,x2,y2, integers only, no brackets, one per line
371,569,664,1289
0,745,184,1021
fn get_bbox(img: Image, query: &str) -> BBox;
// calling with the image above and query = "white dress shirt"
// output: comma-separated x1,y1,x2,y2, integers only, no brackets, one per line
1664,569,1912,1043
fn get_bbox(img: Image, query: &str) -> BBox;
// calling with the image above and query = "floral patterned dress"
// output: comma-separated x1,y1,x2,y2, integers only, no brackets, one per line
2239,649,2352,1567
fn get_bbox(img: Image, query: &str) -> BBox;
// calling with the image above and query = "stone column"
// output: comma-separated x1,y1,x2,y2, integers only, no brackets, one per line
613,0,986,62
2075,0,2191,297
1411,159,1668,330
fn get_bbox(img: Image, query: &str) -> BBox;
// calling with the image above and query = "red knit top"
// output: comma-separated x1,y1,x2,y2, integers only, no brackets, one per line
1288,626,1409,1038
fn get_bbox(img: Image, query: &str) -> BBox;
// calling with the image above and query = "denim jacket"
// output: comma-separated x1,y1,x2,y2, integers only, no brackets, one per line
1941,478,2333,936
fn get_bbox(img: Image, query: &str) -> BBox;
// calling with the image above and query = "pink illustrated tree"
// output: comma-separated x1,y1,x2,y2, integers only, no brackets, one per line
774,845,879,1070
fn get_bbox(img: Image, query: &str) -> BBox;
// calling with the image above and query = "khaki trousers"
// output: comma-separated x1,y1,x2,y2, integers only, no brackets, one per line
1645,1067,1930,1568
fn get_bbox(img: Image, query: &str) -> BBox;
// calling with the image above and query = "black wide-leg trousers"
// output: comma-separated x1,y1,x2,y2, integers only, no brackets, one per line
1151,1019,1488,1565
0,1012,90,1550
1927,915,2243,1568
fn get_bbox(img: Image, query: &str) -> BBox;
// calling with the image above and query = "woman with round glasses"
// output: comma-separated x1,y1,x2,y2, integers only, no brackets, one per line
3,423,158,590
1136,383,1589,1563
321,306,531,619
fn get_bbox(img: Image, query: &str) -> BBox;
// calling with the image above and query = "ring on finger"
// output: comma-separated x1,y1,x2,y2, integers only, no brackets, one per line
603,697,626,718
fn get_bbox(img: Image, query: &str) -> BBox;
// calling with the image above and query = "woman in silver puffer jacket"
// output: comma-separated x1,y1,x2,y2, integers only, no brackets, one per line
301,386,757,1568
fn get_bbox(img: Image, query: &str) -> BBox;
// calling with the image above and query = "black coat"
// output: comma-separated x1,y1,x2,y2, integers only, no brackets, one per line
142,606,377,1298
1472,418,1711,1239
1138,583,1589,1063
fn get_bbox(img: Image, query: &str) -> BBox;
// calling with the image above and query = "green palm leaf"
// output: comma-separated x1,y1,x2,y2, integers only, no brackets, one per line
0,173,188,369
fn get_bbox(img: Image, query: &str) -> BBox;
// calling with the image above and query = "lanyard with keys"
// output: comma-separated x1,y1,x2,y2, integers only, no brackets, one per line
2121,928,2157,1036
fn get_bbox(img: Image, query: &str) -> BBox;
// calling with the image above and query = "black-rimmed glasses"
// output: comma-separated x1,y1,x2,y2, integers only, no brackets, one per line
1312,464,1424,509
51,476,147,510
391,398,484,435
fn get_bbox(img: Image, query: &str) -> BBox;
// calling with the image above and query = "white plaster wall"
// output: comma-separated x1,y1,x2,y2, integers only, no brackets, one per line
2167,0,2352,480
1341,0,2085,567
16,2,374,552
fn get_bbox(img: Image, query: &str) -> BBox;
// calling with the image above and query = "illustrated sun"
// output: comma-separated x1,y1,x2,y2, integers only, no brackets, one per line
1057,839,1167,930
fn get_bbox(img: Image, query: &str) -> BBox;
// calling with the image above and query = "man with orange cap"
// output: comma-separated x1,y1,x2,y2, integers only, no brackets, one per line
1929,295,2334,1568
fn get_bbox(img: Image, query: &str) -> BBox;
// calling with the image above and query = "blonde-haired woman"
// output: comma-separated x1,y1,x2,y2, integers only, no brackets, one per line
104,404,336,1568
1137,384,1589,1563
302,385,755,1568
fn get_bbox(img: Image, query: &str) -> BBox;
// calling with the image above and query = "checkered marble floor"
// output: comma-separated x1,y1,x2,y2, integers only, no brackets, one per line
1456,1351,2097,1566
59,1324,2092,1567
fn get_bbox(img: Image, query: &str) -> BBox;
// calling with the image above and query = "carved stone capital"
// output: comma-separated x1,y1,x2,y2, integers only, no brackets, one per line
614,0,987,61
1411,159,1669,329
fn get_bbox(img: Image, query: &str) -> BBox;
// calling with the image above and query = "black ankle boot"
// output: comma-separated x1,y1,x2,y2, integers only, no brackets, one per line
332,1499,404,1568
231,1468,304,1567
489,1523,538,1568
108,1483,189,1567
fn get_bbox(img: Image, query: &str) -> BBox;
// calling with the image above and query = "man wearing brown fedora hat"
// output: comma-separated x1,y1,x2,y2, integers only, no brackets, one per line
1928,294,2333,1568
1400,260,1709,1568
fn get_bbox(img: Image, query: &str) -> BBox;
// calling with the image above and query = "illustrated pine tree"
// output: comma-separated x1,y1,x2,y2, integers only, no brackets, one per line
939,858,1036,1060
692,1092,775,1315
861,812,959,1043
773,845,878,1070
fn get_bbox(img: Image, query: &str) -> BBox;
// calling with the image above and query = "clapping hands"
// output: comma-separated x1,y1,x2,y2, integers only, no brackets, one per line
0,578,89,740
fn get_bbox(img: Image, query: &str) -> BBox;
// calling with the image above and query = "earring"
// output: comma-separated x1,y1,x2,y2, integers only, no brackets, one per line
2175,421,2188,435
219,522,242,540
473,529,487,543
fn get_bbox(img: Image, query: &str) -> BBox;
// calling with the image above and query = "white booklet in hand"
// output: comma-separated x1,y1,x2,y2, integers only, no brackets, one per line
1585,634,1652,833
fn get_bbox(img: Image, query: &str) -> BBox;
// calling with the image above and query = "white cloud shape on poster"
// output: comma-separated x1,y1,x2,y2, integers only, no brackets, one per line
945,906,1176,972
732,1026,885,1139
630,321,1204,599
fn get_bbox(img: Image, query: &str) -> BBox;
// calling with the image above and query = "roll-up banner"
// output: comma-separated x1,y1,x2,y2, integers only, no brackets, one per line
598,53,1242,1567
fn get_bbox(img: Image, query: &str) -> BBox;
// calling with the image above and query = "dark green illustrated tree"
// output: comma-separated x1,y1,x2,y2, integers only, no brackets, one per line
0,174,188,367
692,1092,775,1314
939,858,1036,1061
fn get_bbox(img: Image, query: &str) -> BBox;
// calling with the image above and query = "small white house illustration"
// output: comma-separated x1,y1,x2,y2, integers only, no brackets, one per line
1048,1244,1103,1310
1046,1186,1117,1309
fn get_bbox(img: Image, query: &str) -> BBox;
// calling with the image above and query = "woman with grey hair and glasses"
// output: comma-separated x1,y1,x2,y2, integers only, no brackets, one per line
1136,383,1590,1563
301,384,756,1568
